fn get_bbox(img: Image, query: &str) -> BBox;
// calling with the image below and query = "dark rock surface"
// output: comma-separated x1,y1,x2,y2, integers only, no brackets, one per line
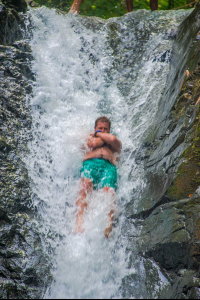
0,0,27,45
127,4,200,217
0,0,51,298
127,4,200,299
1,0,27,12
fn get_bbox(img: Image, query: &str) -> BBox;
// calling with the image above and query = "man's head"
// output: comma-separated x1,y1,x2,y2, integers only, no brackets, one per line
95,116,111,133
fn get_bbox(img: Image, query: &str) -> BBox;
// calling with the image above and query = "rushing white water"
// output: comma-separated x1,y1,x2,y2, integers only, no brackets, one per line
26,7,190,299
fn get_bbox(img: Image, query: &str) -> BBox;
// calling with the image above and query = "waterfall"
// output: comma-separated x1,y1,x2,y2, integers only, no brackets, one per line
26,7,192,299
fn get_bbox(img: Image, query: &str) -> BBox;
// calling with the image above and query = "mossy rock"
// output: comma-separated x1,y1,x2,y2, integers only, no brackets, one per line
165,57,200,201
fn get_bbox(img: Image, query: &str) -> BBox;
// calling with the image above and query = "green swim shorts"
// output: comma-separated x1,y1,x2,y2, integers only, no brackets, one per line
80,158,117,190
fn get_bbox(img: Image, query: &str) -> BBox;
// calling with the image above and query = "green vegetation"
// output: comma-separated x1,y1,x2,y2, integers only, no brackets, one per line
33,0,196,18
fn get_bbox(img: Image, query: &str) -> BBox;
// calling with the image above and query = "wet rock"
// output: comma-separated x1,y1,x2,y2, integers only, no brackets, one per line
0,0,27,45
128,4,200,298
131,3,200,216
2,0,27,12
25,0,39,7
161,270,200,299
0,0,51,299
139,195,200,270
0,137,12,152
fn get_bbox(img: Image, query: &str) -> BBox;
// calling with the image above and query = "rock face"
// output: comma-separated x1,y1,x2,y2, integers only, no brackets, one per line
0,0,27,44
128,4,200,298
0,0,50,298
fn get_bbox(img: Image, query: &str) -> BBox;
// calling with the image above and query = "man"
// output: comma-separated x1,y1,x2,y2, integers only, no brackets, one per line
70,0,133,14
75,116,122,238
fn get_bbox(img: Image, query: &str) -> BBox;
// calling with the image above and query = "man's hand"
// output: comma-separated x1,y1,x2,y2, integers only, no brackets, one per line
86,134,104,150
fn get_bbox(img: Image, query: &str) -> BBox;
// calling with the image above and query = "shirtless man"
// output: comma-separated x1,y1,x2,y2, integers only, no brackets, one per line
75,116,122,238
70,0,133,14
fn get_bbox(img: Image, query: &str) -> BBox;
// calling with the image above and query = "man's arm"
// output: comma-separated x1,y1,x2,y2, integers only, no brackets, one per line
87,136,105,150
95,132,122,153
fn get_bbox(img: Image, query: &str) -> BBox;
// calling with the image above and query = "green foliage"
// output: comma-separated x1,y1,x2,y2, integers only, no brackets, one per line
80,0,127,18
33,0,196,18
34,0,72,10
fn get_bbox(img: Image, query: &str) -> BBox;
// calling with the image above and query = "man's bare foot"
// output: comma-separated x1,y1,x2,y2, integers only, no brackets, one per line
69,8,79,14
105,225,112,239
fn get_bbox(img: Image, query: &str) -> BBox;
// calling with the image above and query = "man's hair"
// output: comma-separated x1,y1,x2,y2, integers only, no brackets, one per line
95,116,111,129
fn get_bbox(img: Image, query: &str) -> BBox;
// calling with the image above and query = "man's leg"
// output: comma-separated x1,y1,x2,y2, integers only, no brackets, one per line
75,178,93,233
150,0,158,11
102,187,116,238
126,0,133,12
69,0,84,14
